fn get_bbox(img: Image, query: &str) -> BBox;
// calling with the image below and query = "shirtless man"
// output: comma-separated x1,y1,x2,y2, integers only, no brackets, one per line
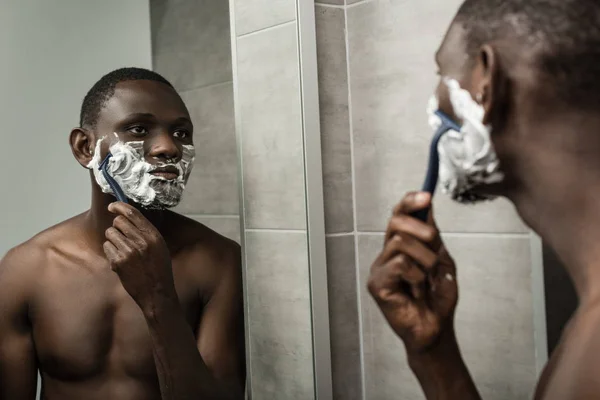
0,68,245,400
368,1,600,399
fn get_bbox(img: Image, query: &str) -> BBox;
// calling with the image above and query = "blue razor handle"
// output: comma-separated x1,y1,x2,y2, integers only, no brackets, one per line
99,152,128,204
412,110,461,222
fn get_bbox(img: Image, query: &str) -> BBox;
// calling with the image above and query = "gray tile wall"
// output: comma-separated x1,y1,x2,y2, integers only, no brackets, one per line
231,2,316,398
326,235,363,400
245,231,314,399
236,23,306,230
316,0,537,398
151,0,240,243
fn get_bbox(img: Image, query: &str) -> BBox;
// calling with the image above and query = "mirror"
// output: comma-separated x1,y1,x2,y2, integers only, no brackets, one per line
313,1,548,400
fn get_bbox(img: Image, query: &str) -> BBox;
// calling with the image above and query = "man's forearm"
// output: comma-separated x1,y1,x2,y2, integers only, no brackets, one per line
408,330,481,400
144,295,242,400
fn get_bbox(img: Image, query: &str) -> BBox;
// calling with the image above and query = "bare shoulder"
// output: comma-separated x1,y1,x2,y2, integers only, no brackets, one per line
0,236,48,310
536,306,600,400
1,235,47,286
567,310,600,395
165,212,241,282
0,214,87,292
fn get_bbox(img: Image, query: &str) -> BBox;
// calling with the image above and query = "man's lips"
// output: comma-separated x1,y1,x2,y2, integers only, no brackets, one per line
150,166,179,180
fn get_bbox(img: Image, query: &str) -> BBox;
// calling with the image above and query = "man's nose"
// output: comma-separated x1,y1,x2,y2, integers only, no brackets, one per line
148,132,181,163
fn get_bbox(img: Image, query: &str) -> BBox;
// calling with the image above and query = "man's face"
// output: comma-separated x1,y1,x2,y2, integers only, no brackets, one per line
89,80,195,208
431,21,510,202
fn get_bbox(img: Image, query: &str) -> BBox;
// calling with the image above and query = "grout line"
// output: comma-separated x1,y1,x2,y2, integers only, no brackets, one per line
343,3,368,398
358,231,532,238
315,3,345,9
325,232,354,238
185,214,239,219
178,80,233,94
237,20,296,39
347,0,377,8
244,228,307,234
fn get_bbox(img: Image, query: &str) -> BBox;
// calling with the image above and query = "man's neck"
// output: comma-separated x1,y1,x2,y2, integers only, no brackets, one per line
84,183,168,253
512,165,600,305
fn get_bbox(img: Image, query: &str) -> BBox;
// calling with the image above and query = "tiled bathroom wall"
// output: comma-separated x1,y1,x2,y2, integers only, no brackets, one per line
315,0,538,399
150,0,240,243
229,0,316,398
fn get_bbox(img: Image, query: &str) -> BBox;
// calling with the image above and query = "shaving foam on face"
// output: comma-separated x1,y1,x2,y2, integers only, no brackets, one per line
428,79,504,203
87,135,195,208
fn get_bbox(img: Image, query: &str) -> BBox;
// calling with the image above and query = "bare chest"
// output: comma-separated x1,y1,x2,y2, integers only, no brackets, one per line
30,262,203,382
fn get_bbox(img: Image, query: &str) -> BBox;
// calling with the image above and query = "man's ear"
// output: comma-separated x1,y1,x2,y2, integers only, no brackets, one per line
472,44,509,126
69,127,95,168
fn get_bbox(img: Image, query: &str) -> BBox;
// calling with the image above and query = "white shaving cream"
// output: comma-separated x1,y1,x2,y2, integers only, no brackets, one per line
426,78,504,203
87,134,195,208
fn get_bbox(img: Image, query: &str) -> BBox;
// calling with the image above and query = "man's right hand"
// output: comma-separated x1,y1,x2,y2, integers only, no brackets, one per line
367,191,459,354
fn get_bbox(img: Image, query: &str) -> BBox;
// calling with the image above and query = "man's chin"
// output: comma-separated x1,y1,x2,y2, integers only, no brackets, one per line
144,199,181,210
127,196,182,211
448,182,507,205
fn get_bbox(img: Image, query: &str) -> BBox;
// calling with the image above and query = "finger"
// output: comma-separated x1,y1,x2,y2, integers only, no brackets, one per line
385,214,438,245
385,254,427,285
368,270,411,307
435,245,456,276
112,215,146,248
381,254,427,300
373,285,411,308
393,192,431,216
426,203,444,250
102,241,120,270
380,234,438,270
108,202,153,232
429,263,458,310
428,245,458,294
368,254,428,308
105,226,134,253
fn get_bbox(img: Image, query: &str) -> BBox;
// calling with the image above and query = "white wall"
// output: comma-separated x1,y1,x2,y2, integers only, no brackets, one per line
0,0,152,257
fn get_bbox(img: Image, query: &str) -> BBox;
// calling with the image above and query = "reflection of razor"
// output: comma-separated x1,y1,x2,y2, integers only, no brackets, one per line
412,110,461,222
99,152,128,204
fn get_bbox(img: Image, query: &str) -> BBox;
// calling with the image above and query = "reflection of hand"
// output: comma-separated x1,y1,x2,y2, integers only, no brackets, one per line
368,192,458,354
103,202,176,315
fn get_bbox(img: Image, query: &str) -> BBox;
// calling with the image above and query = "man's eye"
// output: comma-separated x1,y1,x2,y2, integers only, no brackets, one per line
128,126,148,135
173,130,189,139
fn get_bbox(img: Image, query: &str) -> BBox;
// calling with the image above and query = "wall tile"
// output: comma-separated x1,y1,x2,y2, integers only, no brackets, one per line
236,23,307,230
234,0,296,37
316,5,354,234
445,234,537,400
151,0,232,91
174,83,239,216
357,233,537,400
245,230,315,400
433,196,528,233
190,216,241,243
326,235,362,399
347,0,524,233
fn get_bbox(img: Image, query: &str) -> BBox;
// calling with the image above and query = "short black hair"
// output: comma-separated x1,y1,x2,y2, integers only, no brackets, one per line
79,67,174,128
456,0,600,109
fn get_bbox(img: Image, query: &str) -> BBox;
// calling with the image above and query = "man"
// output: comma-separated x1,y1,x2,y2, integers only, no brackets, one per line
0,68,245,400
368,1,600,399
